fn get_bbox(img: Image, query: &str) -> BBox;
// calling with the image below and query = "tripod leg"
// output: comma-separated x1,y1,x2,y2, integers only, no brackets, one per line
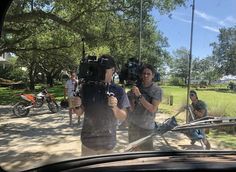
160,135,171,147
200,139,206,150
188,106,195,121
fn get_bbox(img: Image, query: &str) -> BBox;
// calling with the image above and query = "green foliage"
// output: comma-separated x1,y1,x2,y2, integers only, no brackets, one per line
9,67,28,82
170,47,189,84
168,77,184,86
1,0,188,89
211,26,236,75
0,87,25,105
0,65,27,82
192,56,221,85
228,82,236,91
0,84,65,105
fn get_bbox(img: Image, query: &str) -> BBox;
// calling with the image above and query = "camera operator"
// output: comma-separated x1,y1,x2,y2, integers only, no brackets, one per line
189,90,211,149
75,54,130,156
128,64,162,151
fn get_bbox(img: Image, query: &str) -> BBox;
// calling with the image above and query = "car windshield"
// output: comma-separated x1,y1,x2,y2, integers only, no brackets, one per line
1,0,236,171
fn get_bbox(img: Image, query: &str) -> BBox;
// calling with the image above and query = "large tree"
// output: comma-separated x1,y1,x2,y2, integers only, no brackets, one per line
192,56,221,85
1,0,187,89
211,26,236,75
170,47,189,85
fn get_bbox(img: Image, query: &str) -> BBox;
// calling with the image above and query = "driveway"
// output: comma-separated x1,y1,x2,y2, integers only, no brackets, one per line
0,105,220,172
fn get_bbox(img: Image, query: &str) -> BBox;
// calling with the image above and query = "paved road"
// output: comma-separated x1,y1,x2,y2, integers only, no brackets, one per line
0,105,219,172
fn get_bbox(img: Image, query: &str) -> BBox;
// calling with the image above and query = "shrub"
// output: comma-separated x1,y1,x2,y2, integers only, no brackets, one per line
228,82,236,91
168,78,184,86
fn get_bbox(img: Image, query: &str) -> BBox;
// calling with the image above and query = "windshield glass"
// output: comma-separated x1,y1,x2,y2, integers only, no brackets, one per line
1,0,236,171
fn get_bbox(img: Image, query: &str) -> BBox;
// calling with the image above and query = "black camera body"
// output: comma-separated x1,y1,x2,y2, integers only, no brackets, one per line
77,55,111,107
78,55,106,82
119,58,161,85
119,58,141,85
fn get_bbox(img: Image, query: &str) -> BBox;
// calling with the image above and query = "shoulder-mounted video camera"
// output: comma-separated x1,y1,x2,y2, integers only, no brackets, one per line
77,55,106,82
119,58,141,85
77,55,115,107
119,58,160,85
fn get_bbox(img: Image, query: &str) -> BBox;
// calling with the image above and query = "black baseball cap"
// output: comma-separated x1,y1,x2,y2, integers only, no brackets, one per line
98,54,116,69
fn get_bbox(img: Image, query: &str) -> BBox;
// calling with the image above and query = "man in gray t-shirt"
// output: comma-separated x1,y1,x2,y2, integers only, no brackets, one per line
128,64,162,151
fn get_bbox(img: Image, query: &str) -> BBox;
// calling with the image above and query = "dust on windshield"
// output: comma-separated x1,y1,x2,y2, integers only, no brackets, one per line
0,0,236,171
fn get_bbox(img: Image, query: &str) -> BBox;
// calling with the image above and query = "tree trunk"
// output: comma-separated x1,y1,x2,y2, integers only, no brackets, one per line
29,72,35,90
46,73,54,87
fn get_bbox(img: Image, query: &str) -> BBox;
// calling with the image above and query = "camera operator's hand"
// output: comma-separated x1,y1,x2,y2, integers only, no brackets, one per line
108,96,118,108
108,95,127,121
131,86,141,97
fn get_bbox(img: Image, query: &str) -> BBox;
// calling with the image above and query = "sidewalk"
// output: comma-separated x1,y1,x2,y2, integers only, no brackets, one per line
0,105,219,172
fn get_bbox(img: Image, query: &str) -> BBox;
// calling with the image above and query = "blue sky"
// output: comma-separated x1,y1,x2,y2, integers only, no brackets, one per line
152,0,236,58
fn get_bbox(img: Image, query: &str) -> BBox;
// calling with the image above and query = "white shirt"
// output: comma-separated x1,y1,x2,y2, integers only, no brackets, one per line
65,79,78,98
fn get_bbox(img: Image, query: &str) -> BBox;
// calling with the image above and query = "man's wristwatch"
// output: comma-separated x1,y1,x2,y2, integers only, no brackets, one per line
137,94,142,101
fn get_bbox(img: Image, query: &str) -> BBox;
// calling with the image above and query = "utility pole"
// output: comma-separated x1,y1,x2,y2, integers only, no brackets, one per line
186,0,195,122
139,0,143,63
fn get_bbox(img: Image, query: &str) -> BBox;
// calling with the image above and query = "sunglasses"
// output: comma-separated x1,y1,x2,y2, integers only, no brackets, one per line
142,72,152,76
190,93,195,97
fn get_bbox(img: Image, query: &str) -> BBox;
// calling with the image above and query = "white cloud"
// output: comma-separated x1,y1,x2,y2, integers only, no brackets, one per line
195,10,217,21
195,9,236,27
172,9,235,33
225,16,236,24
202,26,220,33
217,20,227,27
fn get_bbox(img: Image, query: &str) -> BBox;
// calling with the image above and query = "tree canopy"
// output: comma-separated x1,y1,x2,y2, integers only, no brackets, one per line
211,26,236,76
0,0,187,89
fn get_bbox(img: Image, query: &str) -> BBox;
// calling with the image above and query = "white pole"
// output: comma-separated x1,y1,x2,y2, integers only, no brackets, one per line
186,0,195,122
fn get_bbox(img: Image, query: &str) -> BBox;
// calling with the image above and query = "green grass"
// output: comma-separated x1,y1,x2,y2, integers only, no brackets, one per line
0,84,65,105
1,85,236,117
159,86,236,149
1,84,236,149
209,130,236,149
0,87,24,105
160,86,236,117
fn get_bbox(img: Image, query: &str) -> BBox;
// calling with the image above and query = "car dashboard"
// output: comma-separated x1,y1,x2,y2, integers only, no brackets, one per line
20,151,236,172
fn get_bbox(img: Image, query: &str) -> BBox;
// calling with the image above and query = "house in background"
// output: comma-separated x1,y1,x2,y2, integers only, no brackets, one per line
0,52,10,69
217,75,236,84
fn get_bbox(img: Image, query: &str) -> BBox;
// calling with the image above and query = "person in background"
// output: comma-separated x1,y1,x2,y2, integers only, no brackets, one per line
189,90,211,150
64,71,80,126
128,64,162,151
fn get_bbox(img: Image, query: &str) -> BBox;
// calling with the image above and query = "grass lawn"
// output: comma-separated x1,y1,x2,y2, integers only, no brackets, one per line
160,86,236,117
1,84,236,149
209,130,236,149
160,86,236,149
1,84,236,117
0,84,65,105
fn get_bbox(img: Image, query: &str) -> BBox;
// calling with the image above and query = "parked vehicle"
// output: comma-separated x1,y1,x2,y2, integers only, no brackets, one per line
13,88,59,117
